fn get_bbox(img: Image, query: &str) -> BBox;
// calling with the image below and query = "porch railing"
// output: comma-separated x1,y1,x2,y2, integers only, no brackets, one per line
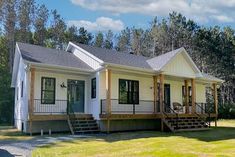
195,102,215,127
100,99,156,114
163,101,179,129
195,102,215,114
33,99,67,114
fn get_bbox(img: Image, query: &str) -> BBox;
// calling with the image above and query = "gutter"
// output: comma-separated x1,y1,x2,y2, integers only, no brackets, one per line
24,60,95,74
101,62,158,74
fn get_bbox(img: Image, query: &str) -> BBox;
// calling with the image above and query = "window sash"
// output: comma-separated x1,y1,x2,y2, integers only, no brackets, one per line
21,81,23,97
119,79,139,104
91,78,96,98
41,77,56,104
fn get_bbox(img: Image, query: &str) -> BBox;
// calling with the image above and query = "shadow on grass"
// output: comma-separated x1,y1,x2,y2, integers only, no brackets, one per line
40,126,235,149
2,125,235,149
69,126,235,144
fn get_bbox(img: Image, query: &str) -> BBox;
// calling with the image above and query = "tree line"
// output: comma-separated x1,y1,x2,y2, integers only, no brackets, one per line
0,0,234,124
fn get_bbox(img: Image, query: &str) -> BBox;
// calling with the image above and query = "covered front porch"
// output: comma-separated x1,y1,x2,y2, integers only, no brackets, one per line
99,69,219,132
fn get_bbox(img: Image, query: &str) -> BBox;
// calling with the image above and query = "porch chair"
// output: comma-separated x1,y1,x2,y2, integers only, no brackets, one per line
173,102,183,113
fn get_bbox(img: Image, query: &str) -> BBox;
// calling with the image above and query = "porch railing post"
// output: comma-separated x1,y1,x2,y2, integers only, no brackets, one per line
100,99,103,115
133,103,135,114
213,83,218,127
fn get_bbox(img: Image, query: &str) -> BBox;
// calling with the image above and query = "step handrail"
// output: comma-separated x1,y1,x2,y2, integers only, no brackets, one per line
195,103,211,128
67,101,76,134
162,102,179,130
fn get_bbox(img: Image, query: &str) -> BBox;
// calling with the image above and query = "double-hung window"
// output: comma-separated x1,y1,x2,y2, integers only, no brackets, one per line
119,79,139,104
41,77,56,104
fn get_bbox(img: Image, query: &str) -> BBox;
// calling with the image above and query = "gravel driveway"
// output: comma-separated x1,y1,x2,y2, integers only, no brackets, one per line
0,135,90,157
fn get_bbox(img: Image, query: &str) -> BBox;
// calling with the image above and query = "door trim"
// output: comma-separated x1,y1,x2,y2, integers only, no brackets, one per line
67,79,85,113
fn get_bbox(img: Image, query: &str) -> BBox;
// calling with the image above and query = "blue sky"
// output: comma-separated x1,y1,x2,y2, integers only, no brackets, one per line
36,0,235,32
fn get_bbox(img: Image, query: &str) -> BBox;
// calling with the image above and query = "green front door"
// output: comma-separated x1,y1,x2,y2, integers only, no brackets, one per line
67,80,85,113
164,84,171,112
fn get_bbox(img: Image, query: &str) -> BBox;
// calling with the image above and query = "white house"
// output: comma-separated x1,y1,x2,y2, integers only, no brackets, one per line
11,42,223,134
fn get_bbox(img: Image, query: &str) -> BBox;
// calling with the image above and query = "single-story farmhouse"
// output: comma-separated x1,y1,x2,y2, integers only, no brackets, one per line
11,42,223,135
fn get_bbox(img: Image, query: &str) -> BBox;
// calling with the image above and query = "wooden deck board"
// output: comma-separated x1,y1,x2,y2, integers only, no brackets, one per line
99,113,217,120
30,113,217,121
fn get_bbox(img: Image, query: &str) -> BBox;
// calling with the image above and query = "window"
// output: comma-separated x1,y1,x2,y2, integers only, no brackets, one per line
119,79,139,104
41,77,56,104
182,86,192,106
16,87,18,100
91,78,96,98
21,81,23,97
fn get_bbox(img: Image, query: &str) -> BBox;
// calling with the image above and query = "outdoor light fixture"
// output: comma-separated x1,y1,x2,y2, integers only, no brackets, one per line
60,82,67,88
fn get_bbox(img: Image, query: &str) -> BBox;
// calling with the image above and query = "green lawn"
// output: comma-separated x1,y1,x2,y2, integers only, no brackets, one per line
0,126,32,141
32,120,235,157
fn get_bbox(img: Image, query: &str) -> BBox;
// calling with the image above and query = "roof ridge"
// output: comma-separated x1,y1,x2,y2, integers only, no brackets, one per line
74,42,151,59
148,47,184,60
17,42,69,54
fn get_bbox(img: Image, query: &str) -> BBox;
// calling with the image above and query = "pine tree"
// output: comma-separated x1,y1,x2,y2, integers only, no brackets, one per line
94,31,104,47
77,27,93,45
104,30,113,49
17,0,35,43
65,25,80,43
48,10,67,49
3,0,17,72
34,4,49,46
116,27,131,52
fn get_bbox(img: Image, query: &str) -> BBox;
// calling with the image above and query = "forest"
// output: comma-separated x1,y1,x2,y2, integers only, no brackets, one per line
0,0,234,125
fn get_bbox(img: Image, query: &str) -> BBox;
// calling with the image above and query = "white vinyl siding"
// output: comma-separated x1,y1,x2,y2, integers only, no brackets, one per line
72,48,102,70
162,53,196,78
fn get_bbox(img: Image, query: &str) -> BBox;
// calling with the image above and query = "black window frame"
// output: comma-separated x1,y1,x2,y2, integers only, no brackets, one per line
119,79,139,104
91,77,96,99
21,81,23,97
41,77,56,104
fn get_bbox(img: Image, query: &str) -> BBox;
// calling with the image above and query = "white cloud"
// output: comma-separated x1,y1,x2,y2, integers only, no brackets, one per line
70,0,235,23
211,15,234,22
68,17,124,32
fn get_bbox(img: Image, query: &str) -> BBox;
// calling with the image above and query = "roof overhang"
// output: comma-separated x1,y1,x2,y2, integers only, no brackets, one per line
25,61,95,75
101,62,157,74
11,44,21,87
66,42,104,64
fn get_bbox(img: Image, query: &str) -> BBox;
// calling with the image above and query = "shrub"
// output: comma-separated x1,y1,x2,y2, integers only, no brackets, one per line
218,103,235,119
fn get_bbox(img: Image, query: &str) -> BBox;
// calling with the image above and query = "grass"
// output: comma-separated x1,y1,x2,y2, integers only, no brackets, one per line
31,119,235,157
0,126,32,141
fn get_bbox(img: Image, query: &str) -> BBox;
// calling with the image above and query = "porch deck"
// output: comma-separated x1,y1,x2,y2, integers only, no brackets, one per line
30,99,216,121
99,99,216,120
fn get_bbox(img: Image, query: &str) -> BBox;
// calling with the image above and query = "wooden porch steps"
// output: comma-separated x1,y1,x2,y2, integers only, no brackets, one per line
163,116,210,132
68,114,99,134
174,128,210,132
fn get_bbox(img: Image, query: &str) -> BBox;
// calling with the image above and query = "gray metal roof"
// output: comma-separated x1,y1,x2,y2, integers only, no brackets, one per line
17,42,223,83
75,43,153,70
17,42,93,71
201,73,224,82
